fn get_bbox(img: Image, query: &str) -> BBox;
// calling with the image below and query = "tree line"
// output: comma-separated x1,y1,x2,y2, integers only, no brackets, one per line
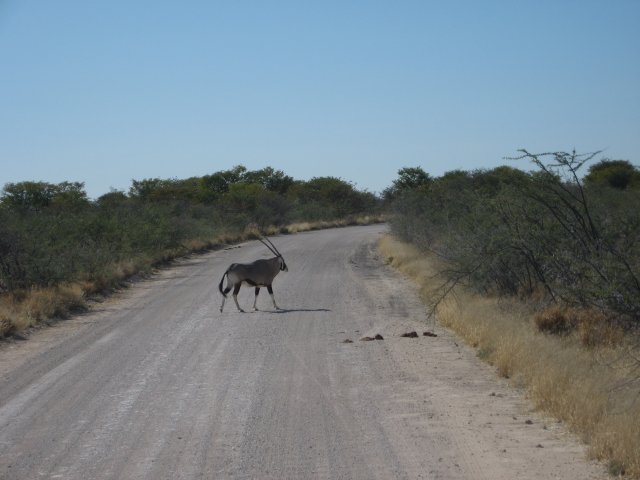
0,166,379,292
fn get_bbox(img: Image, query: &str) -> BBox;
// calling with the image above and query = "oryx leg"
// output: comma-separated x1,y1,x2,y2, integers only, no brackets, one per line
267,285,280,310
253,287,260,311
233,284,244,312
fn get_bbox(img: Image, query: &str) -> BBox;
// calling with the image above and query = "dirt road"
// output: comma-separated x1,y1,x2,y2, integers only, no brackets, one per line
0,225,605,479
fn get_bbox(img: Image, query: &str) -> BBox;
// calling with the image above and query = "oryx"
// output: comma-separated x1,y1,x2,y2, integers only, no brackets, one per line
218,236,288,312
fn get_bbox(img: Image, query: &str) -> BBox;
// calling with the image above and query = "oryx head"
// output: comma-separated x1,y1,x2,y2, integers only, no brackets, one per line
258,236,288,272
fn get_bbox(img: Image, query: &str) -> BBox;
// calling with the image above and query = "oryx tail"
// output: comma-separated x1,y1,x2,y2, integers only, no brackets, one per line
218,269,230,298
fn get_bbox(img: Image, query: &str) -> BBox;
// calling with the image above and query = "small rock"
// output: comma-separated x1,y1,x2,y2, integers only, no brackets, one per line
342,339,354,344
423,331,438,337
400,331,419,338
525,419,533,425
360,336,375,341
536,444,544,448
374,334,384,340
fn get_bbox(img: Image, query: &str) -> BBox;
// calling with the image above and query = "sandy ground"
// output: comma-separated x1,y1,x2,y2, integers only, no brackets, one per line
0,225,606,479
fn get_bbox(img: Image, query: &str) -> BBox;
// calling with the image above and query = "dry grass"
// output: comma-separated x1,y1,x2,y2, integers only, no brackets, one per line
379,234,640,478
0,300,17,336
534,305,626,348
283,215,384,234
183,238,212,252
0,284,86,336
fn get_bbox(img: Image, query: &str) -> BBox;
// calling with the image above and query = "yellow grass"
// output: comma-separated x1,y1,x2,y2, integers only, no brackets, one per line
0,284,86,335
379,234,640,478
283,216,383,234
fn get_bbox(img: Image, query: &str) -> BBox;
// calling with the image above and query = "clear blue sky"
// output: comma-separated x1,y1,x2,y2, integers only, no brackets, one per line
1,1,638,198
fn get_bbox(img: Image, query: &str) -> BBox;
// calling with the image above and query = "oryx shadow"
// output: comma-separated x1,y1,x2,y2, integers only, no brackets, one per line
263,308,331,315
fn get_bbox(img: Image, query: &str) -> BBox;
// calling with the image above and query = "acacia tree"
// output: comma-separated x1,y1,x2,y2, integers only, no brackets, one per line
584,159,640,190
383,166,431,201
506,150,640,320
1,181,88,211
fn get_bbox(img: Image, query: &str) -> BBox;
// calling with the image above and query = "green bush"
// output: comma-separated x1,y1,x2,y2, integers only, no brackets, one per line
388,152,640,324
0,167,380,293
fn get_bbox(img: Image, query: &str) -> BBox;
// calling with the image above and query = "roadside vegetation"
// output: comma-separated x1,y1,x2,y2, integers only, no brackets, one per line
383,152,640,477
0,166,381,336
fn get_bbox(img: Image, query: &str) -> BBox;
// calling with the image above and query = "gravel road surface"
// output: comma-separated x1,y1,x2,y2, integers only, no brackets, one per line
0,225,605,479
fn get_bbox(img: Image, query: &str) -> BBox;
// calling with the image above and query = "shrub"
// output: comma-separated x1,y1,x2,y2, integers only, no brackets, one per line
534,305,576,335
387,152,640,325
